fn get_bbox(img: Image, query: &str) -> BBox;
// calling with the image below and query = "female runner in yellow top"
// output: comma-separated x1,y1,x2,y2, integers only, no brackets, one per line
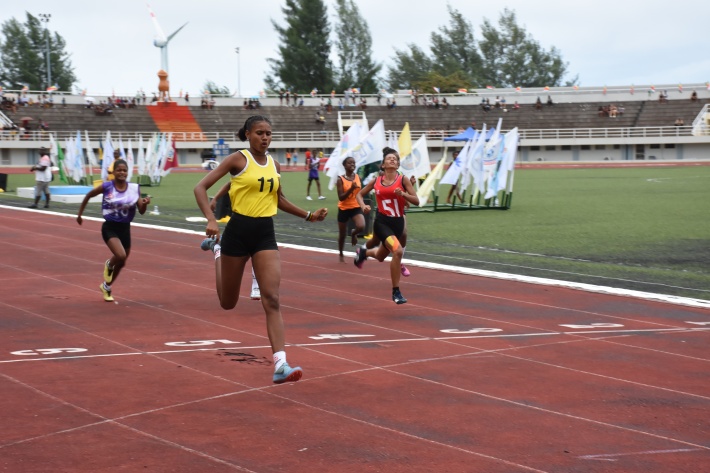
194,115,327,384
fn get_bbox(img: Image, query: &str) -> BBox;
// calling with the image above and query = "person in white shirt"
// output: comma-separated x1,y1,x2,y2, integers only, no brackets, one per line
29,147,52,208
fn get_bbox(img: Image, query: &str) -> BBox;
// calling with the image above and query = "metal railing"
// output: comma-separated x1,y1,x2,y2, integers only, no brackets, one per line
0,126,705,146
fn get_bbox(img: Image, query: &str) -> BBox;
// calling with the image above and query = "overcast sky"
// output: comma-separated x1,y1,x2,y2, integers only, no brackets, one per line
4,1,709,97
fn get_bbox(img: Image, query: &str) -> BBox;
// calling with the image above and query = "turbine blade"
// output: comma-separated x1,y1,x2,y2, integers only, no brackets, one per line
166,22,188,42
147,4,167,41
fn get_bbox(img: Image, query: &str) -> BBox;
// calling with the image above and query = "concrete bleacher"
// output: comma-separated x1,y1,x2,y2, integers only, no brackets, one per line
3,104,159,134
3,98,706,136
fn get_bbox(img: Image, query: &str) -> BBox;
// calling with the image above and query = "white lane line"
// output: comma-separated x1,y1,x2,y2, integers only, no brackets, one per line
579,448,702,461
2,204,709,309
2,327,707,364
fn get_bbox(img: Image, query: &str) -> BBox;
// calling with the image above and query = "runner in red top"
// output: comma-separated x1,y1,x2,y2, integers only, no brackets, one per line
354,147,419,304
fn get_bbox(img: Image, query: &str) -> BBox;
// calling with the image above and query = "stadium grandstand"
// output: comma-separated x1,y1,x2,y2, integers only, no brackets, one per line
1,83,709,167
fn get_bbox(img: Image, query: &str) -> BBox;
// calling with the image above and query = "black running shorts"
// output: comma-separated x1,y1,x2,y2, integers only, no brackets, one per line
373,213,405,242
220,213,278,257
101,221,131,249
337,207,364,223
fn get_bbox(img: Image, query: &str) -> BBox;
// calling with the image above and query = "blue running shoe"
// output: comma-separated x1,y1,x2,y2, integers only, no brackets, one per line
354,246,367,269
392,288,407,305
273,363,303,384
200,237,217,252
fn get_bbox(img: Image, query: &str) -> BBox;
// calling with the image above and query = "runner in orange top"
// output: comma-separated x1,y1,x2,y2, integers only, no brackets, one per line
336,156,365,262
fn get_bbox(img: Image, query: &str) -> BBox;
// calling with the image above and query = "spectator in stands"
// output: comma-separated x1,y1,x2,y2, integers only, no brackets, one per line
609,104,618,118
315,110,325,125
513,101,520,110
691,90,698,102
441,97,449,109
674,118,685,126
546,95,554,106
184,92,189,103
535,97,542,110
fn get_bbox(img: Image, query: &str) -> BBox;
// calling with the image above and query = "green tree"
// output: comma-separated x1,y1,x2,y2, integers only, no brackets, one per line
332,0,381,94
0,13,77,91
202,81,231,96
478,8,576,87
267,0,333,94
413,71,473,94
429,6,483,85
386,44,432,91
385,7,576,90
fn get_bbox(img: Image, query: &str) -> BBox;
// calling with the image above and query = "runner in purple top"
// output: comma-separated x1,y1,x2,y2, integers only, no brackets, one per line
77,159,150,302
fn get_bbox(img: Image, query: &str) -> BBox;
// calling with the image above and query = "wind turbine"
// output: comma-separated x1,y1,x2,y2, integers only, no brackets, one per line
147,4,188,74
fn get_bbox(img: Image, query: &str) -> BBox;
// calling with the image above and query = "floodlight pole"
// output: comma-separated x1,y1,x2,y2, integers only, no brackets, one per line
235,47,241,98
38,13,52,88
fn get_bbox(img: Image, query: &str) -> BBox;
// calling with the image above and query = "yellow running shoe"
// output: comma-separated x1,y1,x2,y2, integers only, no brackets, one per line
99,283,114,302
103,259,114,284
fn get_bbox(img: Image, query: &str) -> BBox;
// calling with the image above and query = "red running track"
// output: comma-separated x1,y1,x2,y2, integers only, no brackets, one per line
1,207,709,472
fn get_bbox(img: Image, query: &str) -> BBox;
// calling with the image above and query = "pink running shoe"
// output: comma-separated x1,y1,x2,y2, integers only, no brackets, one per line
400,264,411,277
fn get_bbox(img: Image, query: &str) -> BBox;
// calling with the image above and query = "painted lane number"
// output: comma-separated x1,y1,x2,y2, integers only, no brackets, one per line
11,348,88,356
165,339,241,347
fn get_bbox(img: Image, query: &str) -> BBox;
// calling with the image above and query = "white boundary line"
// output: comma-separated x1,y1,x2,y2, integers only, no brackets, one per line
3,204,710,310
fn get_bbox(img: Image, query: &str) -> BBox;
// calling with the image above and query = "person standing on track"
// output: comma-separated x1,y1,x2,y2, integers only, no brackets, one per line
194,115,327,384
336,156,365,262
354,147,419,304
76,159,150,302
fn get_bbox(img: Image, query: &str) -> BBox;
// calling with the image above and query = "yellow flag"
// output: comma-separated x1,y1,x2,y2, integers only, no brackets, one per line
398,122,412,158
416,156,447,206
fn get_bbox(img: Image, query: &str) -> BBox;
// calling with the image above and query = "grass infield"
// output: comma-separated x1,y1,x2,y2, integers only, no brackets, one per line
2,165,708,301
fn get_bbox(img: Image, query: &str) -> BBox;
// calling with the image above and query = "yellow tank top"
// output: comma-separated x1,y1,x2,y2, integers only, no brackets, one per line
229,149,280,217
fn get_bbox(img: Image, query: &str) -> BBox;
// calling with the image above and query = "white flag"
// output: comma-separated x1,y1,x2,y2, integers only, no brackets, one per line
387,130,398,152
482,119,503,196
350,119,386,169
49,133,59,166
494,127,519,194
153,133,167,181
323,121,365,190
63,138,75,178
85,130,98,167
137,135,146,176
126,139,135,182
460,127,486,195
101,131,114,180
73,131,85,182
399,134,431,179
439,138,472,186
